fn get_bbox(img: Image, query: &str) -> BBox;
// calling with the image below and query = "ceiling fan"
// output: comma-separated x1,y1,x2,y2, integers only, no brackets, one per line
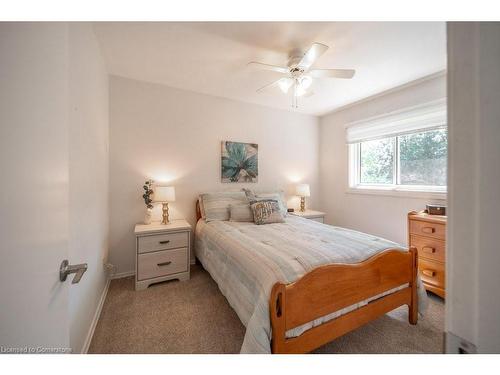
248,42,355,108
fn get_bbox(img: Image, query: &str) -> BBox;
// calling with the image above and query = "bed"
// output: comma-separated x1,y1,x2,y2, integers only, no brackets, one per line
194,201,426,354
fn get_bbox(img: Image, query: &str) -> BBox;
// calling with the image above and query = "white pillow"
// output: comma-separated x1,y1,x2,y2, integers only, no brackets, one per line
229,204,254,222
200,191,248,222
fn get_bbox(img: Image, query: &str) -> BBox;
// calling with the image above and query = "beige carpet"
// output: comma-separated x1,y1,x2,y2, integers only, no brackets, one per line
89,264,444,354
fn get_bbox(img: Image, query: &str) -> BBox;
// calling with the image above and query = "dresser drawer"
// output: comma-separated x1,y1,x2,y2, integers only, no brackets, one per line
138,231,189,254
418,258,445,288
137,248,188,281
410,235,445,262
409,219,446,240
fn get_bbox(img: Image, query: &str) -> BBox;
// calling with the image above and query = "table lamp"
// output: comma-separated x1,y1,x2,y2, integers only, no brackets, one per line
153,186,176,224
295,184,310,212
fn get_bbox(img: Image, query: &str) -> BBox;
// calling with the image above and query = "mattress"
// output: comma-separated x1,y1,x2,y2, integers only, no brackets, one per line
194,215,428,353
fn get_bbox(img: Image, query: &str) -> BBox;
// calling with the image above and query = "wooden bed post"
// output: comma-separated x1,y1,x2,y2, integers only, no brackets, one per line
409,246,418,325
270,283,286,353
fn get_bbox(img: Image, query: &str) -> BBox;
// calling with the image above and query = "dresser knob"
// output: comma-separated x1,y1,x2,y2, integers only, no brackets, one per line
422,269,436,277
159,240,170,244
422,246,436,254
422,227,435,234
157,261,172,267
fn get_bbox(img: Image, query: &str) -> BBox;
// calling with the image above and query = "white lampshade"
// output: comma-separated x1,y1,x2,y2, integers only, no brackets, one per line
153,186,176,203
295,184,310,197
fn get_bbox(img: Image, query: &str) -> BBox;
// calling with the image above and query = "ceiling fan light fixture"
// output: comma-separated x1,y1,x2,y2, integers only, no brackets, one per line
299,75,312,90
295,84,307,97
251,41,355,109
278,78,293,93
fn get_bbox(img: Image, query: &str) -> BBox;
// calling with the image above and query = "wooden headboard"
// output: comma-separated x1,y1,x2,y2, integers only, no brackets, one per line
196,199,202,222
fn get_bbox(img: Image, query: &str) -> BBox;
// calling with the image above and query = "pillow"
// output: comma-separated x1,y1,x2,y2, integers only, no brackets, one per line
243,189,287,216
229,204,254,222
250,199,285,225
201,191,248,222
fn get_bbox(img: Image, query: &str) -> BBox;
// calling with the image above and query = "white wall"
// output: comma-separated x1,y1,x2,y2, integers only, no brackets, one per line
109,76,319,274
446,22,500,353
68,23,109,353
319,73,447,245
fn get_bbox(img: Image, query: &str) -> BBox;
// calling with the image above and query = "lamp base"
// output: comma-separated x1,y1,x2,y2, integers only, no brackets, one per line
300,197,306,212
161,202,170,225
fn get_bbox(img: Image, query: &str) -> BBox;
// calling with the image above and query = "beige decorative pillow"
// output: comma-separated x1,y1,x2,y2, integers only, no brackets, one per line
229,204,254,222
250,199,285,225
243,189,288,216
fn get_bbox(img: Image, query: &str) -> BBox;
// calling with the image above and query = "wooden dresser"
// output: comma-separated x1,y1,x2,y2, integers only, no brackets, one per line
408,211,446,298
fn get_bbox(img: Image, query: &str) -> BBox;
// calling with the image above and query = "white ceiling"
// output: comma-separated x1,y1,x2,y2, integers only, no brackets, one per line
94,22,446,116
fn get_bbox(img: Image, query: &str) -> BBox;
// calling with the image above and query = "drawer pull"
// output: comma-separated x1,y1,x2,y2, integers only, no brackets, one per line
159,240,170,244
422,269,436,277
157,261,172,267
422,246,436,254
421,227,435,234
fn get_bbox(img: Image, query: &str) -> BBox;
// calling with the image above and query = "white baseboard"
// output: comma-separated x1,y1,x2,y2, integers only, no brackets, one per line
110,270,135,280
81,278,110,354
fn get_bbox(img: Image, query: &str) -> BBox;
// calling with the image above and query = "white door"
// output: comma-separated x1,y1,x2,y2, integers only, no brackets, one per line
0,23,71,353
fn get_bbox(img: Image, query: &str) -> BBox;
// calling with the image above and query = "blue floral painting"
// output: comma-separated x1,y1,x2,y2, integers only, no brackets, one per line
221,141,258,183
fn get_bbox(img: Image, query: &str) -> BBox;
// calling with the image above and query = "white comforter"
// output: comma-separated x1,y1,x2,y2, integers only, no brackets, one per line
195,216,427,353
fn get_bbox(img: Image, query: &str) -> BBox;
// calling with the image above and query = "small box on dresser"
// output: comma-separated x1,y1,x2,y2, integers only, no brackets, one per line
134,219,192,291
408,211,446,298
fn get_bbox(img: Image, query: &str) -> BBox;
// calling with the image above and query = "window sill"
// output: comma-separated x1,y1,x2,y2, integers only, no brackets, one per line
346,186,447,200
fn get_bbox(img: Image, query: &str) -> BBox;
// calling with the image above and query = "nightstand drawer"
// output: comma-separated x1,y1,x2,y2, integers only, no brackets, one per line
137,248,188,281
410,235,445,262
138,231,189,254
409,219,446,240
418,258,445,289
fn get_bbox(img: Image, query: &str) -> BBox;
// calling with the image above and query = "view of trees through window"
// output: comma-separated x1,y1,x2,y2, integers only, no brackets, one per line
360,138,394,184
359,128,447,187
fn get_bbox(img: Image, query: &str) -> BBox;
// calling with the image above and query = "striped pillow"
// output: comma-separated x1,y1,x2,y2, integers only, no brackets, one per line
229,204,254,222
201,191,248,222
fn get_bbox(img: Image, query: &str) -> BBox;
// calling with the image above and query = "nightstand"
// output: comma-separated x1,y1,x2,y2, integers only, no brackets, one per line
289,210,326,223
134,219,191,291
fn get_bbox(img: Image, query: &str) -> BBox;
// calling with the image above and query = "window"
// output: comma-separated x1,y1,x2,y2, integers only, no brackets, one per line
360,137,394,184
353,128,447,189
346,99,447,196
398,128,447,186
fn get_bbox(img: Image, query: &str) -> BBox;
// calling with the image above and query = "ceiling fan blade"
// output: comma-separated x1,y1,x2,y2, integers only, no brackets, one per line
309,69,356,79
297,42,329,70
256,78,292,94
247,61,289,75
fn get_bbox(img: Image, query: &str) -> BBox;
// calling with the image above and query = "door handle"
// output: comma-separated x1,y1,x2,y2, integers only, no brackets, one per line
59,260,88,284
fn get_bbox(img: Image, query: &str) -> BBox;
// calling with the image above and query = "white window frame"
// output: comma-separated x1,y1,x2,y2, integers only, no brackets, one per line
348,132,447,200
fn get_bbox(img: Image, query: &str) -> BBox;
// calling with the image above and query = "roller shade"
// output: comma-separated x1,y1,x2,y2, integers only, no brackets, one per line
345,98,447,144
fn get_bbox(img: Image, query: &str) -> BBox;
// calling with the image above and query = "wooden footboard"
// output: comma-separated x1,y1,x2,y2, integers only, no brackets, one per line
270,247,418,353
